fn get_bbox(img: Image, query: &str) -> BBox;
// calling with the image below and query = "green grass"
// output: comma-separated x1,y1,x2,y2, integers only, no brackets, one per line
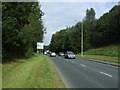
83,44,119,57
2,54,65,88
0,64,2,89
77,54,119,63
77,44,119,63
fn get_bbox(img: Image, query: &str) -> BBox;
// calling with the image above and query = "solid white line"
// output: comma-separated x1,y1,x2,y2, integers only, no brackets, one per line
100,72,112,77
80,64,86,67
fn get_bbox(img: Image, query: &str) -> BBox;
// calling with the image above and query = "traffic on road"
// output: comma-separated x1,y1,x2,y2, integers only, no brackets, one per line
43,51,118,88
44,50,76,59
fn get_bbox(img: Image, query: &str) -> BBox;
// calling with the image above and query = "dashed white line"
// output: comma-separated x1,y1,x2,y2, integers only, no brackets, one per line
72,61,74,63
100,72,112,77
80,64,86,67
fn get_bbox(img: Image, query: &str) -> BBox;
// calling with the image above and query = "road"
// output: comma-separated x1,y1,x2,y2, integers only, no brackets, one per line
49,55,118,88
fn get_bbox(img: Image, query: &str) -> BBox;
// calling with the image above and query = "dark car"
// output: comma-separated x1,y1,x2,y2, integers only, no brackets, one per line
58,52,64,56
64,51,75,59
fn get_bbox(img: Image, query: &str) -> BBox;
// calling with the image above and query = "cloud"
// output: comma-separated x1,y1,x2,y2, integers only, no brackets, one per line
40,2,117,45
38,0,119,2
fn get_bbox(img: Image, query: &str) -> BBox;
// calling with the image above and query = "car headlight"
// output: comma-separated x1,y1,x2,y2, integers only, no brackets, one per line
68,55,70,57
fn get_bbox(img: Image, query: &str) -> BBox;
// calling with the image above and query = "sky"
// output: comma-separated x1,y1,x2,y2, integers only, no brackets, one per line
40,2,118,45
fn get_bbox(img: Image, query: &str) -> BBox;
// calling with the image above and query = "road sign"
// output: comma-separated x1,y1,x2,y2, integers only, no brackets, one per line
37,42,44,49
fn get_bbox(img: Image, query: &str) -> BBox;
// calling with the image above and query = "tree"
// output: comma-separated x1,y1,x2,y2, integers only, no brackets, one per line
49,5,119,54
2,2,45,60
83,8,97,50
91,5,120,47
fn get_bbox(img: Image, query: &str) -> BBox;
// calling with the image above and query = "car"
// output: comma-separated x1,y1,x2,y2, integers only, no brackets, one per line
44,51,47,55
50,52,56,57
58,52,64,56
48,51,52,54
64,51,75,59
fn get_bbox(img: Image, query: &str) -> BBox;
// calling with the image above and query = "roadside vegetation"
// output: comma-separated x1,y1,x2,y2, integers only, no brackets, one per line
48,4,119,64
2,2,45,60
2,54,65,88
48,5,119,55
77,45,119,63
0,63,1,89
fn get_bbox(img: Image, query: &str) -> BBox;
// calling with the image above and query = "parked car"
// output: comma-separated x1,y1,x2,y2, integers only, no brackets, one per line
58,52,64,56
50,52,56,57
64,51,75,59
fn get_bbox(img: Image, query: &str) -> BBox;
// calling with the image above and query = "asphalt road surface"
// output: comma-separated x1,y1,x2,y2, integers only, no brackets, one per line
49,55,118,88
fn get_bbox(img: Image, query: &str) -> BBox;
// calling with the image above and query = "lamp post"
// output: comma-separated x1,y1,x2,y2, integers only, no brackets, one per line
81,22,83,57
74,20,83,57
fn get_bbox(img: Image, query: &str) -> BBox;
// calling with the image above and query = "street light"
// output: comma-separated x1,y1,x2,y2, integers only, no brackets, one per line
81,21,83,57
74,20,83,57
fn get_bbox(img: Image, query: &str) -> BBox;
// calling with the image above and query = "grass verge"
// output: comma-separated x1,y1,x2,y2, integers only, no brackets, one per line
2,54,65,88
77,44,119,63
0,63,2,89
77,54,119,63
83,44,119,57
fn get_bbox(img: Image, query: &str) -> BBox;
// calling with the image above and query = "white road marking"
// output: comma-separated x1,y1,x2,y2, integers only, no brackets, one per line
100,72,112,77
72,61,74,63
80,64,86,67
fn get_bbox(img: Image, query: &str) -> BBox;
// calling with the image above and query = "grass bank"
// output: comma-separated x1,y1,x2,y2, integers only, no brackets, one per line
0,63,2,89
2,54,65,88
77,45,119,63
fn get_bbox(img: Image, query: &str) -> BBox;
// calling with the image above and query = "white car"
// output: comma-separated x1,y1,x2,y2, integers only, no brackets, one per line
50,52,56,57
44,51,47,55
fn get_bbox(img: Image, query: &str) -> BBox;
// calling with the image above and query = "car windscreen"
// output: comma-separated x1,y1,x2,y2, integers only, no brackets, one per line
67,52,74,54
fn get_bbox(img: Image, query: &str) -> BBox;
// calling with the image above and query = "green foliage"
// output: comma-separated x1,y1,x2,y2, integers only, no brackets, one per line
2,2,45,60
83,8,97,50
50,23,81,53
91,5,120,47
50,5,119,54
25,47,34,58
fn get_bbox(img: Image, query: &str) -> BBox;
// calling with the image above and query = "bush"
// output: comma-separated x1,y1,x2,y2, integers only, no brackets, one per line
25,47,34,58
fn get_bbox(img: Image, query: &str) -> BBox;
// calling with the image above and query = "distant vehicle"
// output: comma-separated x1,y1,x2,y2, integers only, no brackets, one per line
50,52,56,57
45,50,50,54
48,51,52,54
64,51,75,59
58,52,64,56
44,51,47,55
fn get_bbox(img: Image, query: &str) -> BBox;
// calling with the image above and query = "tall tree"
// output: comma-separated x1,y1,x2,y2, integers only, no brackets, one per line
91,5,120,47
49,5,119,54
83,8,96,51
2,2,45,59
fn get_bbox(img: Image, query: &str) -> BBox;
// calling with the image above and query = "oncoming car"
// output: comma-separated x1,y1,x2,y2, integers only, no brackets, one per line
58,52,64,56
44,51,47,55
64,51,75,59
50,52,56,57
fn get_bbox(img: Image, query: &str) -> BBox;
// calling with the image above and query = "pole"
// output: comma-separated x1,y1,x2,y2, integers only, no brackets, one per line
81,22,83,57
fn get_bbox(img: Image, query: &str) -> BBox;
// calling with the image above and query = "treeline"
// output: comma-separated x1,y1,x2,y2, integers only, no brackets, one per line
49,5,120,54
2,2,45,60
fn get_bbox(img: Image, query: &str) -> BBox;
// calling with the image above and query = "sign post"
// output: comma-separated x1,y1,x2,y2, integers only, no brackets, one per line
37,42,44,53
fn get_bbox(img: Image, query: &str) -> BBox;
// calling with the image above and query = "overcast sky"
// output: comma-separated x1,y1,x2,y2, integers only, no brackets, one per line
40,2,118,45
